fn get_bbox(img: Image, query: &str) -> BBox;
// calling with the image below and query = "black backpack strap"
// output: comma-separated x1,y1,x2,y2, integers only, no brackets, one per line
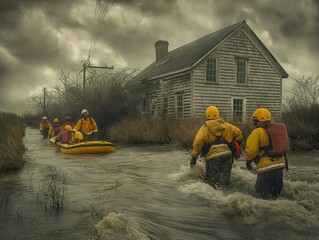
284,153,289,171
200,137,226,156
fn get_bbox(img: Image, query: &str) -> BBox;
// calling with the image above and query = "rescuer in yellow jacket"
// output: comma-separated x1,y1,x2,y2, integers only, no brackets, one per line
74,109,98,141
49,118,61,138
190,106,243,189
39,116,52,139
245,108,286,199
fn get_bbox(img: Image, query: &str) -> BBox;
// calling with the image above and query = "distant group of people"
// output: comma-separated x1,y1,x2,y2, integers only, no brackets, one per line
39,109,98,144
190,106,289,200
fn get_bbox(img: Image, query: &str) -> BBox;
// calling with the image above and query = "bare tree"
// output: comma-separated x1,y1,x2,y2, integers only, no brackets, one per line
53,70,84,107
282,76,319,150
49,66,139,131
284,76,319,110
30,89,54,116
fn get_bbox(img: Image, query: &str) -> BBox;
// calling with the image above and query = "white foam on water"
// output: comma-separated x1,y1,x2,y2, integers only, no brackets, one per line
173,160,319,230
95,212,150,240
169,160,206,182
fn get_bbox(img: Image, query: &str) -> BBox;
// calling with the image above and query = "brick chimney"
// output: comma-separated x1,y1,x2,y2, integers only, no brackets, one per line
155,40,169,64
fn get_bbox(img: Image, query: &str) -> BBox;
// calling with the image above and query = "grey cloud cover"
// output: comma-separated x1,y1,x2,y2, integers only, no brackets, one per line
0,0,318,113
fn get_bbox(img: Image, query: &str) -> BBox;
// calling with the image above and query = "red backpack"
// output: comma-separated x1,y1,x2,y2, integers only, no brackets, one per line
232,139,241,159
259,123,290,170
264,123,289,157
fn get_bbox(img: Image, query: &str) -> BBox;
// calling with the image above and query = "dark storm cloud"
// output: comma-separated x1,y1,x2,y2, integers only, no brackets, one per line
89,0,187,70
191,0,318,73
0,0,318,113
0,0,87,105
207,0,316,42
311,0,319,48
112,0,178,15
0,63,9,76
0,0,81,64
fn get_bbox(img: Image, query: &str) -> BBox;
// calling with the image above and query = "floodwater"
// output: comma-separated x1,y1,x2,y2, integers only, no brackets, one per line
1,128,319,240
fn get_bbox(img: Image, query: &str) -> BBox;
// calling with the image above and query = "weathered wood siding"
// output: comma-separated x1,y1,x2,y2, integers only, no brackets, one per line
138,72,192,118
193,29,282,122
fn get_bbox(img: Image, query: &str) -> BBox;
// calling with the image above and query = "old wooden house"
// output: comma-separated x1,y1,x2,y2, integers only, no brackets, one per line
129,20,288,123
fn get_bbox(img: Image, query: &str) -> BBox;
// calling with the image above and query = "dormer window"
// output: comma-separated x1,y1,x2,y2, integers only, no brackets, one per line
206,57,217,83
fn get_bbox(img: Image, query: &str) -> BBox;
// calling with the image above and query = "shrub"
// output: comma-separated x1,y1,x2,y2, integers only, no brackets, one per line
282,76,319,150
37,167,70,211
282,105,319,150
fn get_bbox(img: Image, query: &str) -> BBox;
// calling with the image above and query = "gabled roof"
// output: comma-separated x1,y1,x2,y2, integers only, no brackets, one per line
132,20,288,83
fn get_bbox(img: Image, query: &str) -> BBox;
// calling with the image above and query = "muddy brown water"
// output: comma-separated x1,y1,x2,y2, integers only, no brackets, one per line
1,127,319,240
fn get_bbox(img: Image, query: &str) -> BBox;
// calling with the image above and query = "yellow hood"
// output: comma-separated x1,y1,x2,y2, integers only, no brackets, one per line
205,118,226,137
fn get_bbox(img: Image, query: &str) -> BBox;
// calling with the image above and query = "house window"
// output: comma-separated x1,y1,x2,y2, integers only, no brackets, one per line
176,93,184,118
206,58,217,82
162,96,168,115
150,98,157,117
232,98,245,123
236,59,248,84
161,79,168,91
141,98,146,116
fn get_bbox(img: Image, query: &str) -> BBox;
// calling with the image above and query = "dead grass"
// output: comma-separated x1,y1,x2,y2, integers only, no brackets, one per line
108,115,319,151
0,112,26,172
109,118,203,148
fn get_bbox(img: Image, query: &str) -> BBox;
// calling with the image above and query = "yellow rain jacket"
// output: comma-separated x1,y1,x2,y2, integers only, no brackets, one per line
39,121,52,134
74,117,98,134
49,123,61,136
191,118,243,160
246,127,286,174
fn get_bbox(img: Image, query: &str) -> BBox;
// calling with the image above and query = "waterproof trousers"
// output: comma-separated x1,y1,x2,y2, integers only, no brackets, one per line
205,155,233,189
42,129,49,139
255,168,284,199
82,132,97,141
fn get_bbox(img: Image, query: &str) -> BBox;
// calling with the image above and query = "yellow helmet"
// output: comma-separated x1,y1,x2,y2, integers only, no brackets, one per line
64,125,73,132
54,118,59,123
74,131,83,141
205,106,219,119
252,108,271,122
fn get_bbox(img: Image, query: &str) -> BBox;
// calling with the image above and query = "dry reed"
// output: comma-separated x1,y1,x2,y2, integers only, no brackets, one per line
0,112,26,171
108,118,203,147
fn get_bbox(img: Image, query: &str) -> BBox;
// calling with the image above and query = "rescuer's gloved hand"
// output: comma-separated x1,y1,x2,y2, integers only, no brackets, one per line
190,156,197,168
246,160,253,170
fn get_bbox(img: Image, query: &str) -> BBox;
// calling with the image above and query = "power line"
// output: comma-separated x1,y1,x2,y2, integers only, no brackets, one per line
88,0,99,57
91,0,108,52
88,0,111,58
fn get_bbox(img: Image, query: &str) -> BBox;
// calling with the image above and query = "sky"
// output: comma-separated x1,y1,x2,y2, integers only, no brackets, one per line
0,0,318,114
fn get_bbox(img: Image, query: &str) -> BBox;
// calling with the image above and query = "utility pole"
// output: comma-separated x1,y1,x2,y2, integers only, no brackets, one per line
82,63,114,96
83,62,86,92
43,87,46,116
